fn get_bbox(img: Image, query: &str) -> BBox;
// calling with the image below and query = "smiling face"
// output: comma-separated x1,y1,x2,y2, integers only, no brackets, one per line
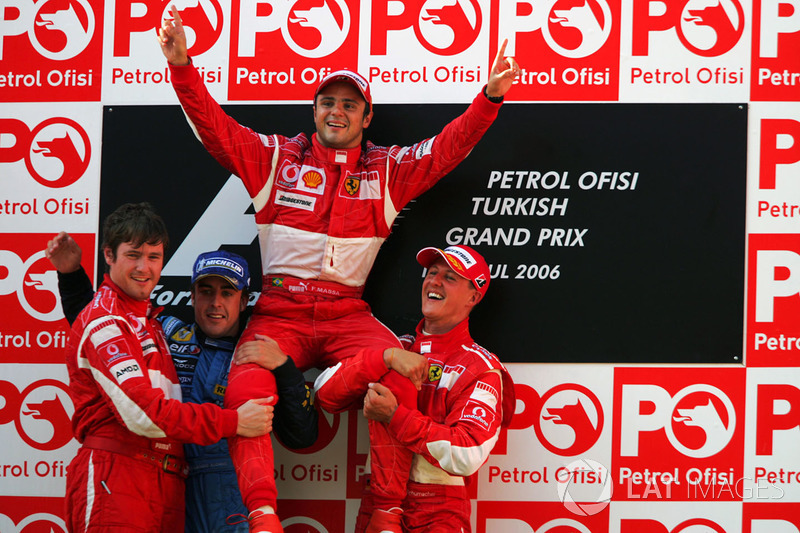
104,241,163,301
421,257,482,335
313,81,372,149
191,276,247,339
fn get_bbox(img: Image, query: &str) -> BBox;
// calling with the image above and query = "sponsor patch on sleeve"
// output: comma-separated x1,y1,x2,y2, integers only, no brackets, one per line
469,380,499,410
110,359,145,384
413,137,434,159
460,399,496,430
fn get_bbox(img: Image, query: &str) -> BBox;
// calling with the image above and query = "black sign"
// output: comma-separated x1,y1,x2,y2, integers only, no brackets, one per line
100,102,746,364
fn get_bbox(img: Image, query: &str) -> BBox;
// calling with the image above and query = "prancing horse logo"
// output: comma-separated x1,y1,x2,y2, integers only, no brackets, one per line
344,176,360,196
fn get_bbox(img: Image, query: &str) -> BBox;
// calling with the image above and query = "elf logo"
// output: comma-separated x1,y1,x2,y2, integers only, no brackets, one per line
114,0,223,57
620,384,736,458
370,0,482,56
238,0,350,58
0,0,95,60
631,0,745,57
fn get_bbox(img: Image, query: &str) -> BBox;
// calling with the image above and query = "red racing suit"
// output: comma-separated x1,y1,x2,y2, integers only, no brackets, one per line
340,319,515,532
169,62,503,511
64,276,239,532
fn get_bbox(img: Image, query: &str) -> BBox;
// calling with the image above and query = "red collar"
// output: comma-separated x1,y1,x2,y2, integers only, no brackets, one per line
310,134,363,165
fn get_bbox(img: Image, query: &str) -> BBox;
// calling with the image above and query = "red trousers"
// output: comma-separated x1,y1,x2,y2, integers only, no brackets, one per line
65,447,185,532
356,477,471,533
224,287,416,511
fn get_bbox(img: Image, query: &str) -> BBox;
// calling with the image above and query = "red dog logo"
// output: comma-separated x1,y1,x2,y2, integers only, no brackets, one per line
680,0,744,56
419,0,482,55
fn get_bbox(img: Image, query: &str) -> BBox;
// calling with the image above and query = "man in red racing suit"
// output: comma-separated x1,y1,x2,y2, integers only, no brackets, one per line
65,203,271,532
326,245,515,532
159,8,521,531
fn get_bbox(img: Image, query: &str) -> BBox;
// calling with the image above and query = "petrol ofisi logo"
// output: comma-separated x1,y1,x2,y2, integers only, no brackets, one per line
0,233,95,363
0,0,102,101
0,117,91,189
612,367,745,502
497,0,621,101
747,234,800,366
229,0,358,100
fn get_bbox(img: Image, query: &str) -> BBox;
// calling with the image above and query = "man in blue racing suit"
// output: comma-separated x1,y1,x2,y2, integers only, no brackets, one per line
47,232,318,532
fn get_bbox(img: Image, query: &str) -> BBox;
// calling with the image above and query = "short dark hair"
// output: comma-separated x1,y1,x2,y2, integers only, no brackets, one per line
101,202,169,261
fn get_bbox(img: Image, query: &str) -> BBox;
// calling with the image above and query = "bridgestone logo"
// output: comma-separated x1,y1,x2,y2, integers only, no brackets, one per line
275,192,316,211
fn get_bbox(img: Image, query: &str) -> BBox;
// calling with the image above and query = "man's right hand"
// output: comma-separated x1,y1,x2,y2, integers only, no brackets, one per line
384,348,428,390
235,397,274,437
46,232,82,274
157,5,190,66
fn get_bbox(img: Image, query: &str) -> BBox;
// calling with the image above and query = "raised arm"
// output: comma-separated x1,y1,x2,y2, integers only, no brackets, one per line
46,232,93,325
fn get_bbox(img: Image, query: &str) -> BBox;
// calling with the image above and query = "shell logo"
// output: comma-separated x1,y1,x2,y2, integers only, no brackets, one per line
302,171,323,189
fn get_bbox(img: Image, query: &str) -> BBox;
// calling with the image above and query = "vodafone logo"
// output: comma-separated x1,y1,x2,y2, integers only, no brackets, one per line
621,384,736,458
620,518,727,532
0,117,91,188
0,379,74,451
371,0,482,56
0,248,62,323
238,0,350,58
535,384,604,456
0,0,95,60
632,0,745,56
0,513,68,533
545,0,613,58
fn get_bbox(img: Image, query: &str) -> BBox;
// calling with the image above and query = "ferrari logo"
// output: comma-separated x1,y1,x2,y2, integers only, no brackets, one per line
344,176,361,196
428,365,443,382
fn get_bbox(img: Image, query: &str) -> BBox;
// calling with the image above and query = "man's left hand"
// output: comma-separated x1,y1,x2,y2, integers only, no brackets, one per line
363,382,398,424
487,38,521,98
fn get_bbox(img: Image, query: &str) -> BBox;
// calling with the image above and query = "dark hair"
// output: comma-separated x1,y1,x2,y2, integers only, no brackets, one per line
101,202,169,262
